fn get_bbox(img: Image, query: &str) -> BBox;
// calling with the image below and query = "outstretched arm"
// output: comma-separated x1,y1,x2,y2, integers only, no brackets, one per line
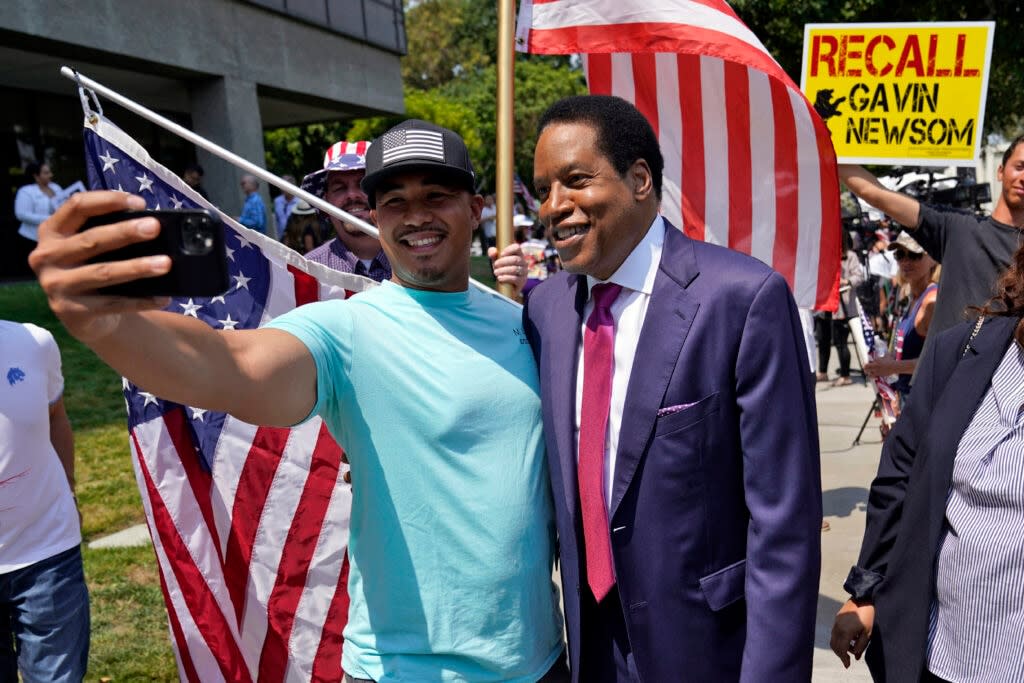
839,164,921,229
30,191,317,427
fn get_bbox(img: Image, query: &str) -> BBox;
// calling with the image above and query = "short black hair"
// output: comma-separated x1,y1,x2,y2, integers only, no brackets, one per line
184,163,204,176
538,95,664,200
1002,135,1024,167
24,162,42,180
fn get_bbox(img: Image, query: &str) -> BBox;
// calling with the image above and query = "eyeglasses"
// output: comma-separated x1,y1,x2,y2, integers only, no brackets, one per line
892,250,924,262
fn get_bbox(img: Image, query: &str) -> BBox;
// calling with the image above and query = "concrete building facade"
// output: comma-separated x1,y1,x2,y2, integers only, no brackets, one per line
0,0,405,277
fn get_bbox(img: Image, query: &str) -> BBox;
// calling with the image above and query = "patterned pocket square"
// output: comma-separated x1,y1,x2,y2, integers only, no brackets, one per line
657,402,698,417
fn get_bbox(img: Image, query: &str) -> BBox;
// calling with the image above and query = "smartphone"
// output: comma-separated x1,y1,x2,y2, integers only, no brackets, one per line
81,209,230,297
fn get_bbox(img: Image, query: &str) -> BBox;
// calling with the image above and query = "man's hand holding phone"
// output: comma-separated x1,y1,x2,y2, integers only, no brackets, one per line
31,191,179,343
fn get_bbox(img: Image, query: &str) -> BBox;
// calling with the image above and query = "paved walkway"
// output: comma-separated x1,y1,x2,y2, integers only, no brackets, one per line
90,361,882,681
813,370,880,682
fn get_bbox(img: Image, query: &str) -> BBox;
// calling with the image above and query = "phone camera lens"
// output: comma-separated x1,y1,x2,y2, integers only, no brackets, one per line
180,215,214,256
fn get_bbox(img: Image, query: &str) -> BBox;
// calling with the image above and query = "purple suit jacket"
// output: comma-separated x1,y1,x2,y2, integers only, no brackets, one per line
523,224,821,682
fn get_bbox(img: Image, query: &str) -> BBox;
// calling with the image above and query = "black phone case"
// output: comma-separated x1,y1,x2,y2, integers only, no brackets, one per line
82,209,230,297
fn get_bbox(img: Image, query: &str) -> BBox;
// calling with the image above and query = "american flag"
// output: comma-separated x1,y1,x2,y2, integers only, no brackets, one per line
516,0,841,311
856,301,899,424
380,128,445,165
83,114,377,682
513,173,539,214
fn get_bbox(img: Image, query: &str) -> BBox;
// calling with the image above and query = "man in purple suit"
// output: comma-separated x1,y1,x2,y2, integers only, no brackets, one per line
524,95,821,682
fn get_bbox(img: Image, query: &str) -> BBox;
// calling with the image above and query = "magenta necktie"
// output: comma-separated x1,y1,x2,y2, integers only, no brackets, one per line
579,282,622,602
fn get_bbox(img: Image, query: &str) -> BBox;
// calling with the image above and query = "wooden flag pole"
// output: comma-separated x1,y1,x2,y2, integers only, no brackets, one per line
496,0,516,299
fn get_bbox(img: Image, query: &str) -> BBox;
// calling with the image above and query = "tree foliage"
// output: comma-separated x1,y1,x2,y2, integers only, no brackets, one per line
344,0,584,192
440,59,587,186
731,0,1023,137
264,122,349,182
265,0,583,192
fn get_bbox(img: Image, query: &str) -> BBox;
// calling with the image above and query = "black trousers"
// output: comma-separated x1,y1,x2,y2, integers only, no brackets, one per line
831,319,852,377
577,586,640,683
814,312,832,374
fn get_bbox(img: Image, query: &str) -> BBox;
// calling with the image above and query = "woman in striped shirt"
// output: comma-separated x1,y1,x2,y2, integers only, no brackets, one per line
830,241,1024,683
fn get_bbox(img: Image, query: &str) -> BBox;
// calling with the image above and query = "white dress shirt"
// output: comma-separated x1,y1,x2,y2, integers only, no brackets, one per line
575,216,666,510
14,182,61,242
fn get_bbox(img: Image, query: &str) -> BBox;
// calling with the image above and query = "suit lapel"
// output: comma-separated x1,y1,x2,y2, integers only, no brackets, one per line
549,274,587,521
925,316,1018,542
610,226,700,518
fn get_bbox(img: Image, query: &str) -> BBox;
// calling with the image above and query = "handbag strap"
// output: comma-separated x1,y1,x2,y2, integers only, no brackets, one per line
962,315,986,358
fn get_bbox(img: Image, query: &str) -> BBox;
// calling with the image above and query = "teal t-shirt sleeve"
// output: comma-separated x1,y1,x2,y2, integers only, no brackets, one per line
263,300,353,424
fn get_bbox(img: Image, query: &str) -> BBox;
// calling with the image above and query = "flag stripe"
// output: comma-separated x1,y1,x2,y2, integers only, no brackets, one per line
224,427,289,625
584,53,612,95
769,76,799,286
132,415,246,680
700,56,728,247
288,462,353,682
724,60,751,253
288,264,320,307
131,428,254,683
152,550,203,683
166,407,225,565
257,424,343,682
240,424,320,675
527,23,787,82
631,53,659,138
814,98,842,311
655,53,683,231
678,53,706,240
527,0,770,55
790,87,826,307
748,68,776,267
310,553,351,683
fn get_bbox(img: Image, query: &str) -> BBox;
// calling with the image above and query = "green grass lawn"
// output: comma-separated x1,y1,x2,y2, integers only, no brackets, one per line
1,261,501,680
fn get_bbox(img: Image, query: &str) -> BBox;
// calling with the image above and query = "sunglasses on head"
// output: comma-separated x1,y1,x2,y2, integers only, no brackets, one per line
893,250,924,261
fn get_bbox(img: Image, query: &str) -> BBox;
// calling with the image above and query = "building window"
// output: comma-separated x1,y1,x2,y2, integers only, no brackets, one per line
245,0,406,54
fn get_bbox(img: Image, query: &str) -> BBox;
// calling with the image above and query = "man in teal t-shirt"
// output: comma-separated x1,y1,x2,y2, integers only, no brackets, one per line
29,120,564,682
272,120,564,681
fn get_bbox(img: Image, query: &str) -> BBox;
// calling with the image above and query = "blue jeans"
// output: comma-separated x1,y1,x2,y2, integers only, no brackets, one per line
0,545,90,682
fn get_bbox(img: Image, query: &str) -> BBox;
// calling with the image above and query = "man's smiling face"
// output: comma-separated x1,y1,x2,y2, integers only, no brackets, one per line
533,121,653,281
371,171,481,292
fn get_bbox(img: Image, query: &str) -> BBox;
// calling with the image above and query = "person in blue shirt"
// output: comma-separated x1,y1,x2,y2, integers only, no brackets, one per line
272,175,298,239
28,120,567,683
238,174,267,233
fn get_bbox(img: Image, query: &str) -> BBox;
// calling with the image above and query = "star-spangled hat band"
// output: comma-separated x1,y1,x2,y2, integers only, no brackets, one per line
361,119,476,208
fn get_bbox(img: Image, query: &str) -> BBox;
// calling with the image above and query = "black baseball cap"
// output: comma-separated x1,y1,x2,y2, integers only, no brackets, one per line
361,119,476,208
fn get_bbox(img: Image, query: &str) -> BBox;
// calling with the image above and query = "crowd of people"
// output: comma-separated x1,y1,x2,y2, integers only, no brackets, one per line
5,91,1024,682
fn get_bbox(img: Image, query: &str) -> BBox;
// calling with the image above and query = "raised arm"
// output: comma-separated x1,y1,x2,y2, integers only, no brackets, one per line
838,164,921,229
30,191,316,427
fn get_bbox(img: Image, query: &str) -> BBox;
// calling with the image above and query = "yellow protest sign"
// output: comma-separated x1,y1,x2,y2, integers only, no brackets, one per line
801,22,994,166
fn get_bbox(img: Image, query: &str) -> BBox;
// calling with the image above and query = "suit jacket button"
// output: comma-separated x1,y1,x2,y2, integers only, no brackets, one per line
575,582,580,594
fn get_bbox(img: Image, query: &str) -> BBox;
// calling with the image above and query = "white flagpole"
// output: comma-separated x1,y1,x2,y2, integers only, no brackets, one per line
59,66,378,239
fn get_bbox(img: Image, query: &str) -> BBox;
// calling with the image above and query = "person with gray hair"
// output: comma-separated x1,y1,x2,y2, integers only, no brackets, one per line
237,174,266,233
272,174,298,239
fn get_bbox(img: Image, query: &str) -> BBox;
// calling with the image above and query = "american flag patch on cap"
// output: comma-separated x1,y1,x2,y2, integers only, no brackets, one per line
380,129,445,165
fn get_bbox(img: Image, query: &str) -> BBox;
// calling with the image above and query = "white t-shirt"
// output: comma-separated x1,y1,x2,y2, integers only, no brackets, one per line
0,321,81,573
480,204,497,239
